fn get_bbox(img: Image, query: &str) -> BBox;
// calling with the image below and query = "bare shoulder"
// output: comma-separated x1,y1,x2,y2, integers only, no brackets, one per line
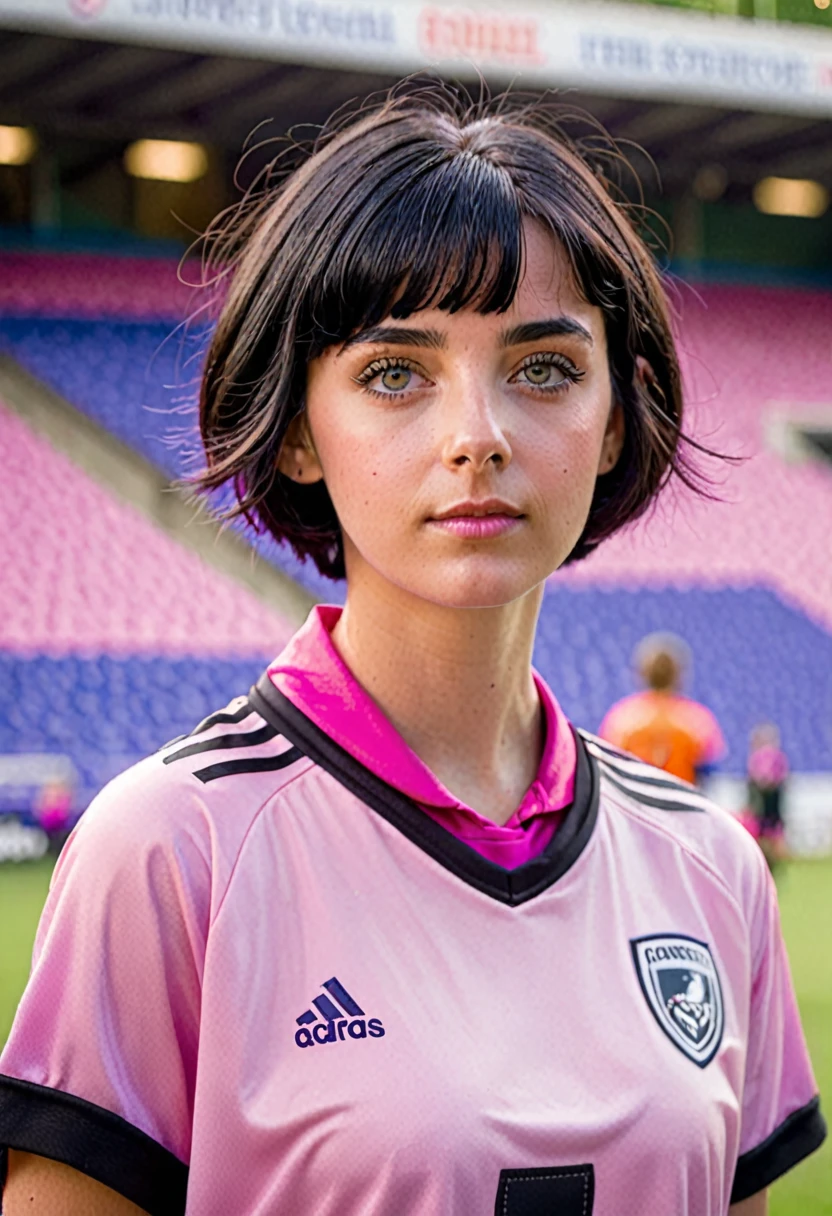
4,1150,149,1216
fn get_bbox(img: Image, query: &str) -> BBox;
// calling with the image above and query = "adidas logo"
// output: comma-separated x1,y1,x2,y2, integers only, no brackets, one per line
294,977,385,1048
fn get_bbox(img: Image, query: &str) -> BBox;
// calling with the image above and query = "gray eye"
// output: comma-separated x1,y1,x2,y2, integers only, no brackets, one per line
380,367,412,391
523,362,561,386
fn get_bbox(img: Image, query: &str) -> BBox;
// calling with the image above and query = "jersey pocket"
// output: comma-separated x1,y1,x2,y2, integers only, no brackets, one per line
494,1164,595,1215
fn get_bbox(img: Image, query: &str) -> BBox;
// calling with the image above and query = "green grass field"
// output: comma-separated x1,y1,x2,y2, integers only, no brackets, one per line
1,855,830,1211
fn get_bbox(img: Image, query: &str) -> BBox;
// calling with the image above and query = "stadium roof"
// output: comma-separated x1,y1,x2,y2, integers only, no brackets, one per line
1,27,831,201
4,0,832,113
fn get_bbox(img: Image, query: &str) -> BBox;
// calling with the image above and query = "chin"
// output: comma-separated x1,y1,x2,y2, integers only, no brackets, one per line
394,559,549,610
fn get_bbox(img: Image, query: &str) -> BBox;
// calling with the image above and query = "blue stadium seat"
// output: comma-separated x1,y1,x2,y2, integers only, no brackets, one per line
0,654,266,810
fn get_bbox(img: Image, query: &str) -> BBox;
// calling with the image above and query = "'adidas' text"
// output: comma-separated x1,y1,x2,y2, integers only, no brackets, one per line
294,976,385,1048
295,1018,385,1048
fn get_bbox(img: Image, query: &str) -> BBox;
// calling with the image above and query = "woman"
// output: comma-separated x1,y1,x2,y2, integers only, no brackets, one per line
1,86,824,1216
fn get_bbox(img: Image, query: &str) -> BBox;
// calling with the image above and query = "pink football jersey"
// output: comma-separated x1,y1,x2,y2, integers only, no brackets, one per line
748,744,789,789
0,668,825,1215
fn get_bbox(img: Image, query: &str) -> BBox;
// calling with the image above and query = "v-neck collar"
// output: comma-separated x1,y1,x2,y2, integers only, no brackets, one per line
267,604,577,826
250,673,599,908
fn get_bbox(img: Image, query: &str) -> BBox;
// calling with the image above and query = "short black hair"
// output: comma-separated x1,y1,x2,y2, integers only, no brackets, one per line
197,81,704,580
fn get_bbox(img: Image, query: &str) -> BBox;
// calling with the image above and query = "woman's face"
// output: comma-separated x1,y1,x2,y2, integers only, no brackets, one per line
288,224,623,609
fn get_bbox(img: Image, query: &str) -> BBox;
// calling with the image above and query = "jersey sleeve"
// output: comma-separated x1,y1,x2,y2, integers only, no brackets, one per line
0,760,211,1216
730,857,827,1203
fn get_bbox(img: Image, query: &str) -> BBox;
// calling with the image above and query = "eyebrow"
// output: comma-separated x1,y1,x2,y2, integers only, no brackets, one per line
340,316,593,354
501,318,594,347
341,326,447,351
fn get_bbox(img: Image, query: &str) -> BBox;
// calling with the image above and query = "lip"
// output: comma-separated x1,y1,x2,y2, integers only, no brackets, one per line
427,499,525,540
430,498,524,521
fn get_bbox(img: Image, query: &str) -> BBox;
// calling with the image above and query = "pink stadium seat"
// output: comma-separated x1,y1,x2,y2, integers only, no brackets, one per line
0,252,197,321
0,401,292,657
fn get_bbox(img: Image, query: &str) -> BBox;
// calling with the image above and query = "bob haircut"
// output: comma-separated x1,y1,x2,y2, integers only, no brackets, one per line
197,83,701,580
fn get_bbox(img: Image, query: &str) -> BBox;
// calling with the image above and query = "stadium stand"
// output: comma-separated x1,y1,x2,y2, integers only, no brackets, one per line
0,315,209,476
1,252,831,822
0,255,337,599
0,397,292,810
560,281,832,635
0,252,192,321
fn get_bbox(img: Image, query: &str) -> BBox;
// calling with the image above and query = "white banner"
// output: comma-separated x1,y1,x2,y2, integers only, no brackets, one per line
2,0,832,116
0,753,77,786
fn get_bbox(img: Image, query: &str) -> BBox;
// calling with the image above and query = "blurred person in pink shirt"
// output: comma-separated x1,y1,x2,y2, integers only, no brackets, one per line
744,724,790,870
33,780,73,855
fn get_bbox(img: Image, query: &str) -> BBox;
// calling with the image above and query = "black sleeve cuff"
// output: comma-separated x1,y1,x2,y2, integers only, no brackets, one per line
0,1073,188,1216
731,1094,827,1203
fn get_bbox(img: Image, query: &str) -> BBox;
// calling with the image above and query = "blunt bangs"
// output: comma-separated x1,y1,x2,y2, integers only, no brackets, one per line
197,83,706,581
299,138,524,359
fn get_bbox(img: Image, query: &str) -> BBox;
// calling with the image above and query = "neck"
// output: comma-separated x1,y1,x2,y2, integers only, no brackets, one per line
330,562,544,826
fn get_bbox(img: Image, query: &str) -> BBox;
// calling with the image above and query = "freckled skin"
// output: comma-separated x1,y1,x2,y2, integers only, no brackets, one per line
287,224,623,610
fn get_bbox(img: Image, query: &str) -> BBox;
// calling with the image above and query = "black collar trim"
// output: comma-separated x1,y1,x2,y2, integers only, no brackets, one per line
249,674,599,907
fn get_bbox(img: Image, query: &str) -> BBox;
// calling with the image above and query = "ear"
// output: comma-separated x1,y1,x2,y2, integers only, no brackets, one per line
598,400,625,476
635,354,658,392
276,411,324,484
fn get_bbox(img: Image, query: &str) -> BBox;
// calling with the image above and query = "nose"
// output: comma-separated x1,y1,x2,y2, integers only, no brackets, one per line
439,381,512,474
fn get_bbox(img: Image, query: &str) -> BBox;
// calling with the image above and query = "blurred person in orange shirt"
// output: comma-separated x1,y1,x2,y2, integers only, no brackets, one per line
599,632,726,786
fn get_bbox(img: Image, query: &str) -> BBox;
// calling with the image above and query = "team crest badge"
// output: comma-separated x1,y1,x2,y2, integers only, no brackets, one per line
631,934,724,1067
